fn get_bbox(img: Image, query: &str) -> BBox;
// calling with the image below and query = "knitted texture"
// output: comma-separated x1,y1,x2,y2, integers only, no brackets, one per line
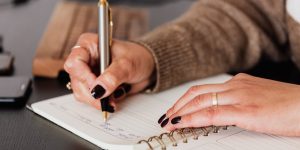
136,0,299,92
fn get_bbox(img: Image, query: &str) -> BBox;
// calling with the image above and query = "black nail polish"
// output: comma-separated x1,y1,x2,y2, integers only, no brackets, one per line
158,114,166,124
106,105,115,113
113,88,125,99
101,97,115,113
171,116,181,125
123,84,132,93
91,85,106,99
161,118,169,128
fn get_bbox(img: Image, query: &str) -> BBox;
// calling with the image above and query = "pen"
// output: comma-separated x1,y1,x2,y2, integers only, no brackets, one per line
98,0,112,122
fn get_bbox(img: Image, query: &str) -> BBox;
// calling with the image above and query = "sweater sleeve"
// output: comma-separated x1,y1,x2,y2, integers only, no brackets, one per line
135,0,288,92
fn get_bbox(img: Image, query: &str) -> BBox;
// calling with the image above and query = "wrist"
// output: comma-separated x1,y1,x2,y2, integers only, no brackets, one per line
130,41,157,91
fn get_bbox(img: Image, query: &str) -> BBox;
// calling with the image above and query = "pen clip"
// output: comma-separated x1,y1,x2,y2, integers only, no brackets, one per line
109,8,113,47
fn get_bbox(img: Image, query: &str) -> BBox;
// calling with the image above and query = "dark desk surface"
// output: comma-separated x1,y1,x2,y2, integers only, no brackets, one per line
0,0,192,149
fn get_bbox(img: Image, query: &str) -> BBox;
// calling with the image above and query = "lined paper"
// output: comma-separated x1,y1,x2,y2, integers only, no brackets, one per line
30,74,300,150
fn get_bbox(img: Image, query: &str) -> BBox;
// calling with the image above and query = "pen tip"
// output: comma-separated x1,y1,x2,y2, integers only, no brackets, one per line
103,112,109,122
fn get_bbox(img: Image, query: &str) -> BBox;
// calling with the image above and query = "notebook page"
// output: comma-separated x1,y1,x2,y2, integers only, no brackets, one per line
219,130,300,150
32,94,165,150
31,74,232,150
167,127,300,150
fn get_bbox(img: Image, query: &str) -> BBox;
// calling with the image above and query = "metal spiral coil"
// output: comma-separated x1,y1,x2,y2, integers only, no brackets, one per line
137,126,229,150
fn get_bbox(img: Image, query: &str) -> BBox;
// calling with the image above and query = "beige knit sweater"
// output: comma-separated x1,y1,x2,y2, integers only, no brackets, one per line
136,0,300,92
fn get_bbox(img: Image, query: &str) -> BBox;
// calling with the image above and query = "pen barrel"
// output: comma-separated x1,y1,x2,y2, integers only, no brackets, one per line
99,2,110,74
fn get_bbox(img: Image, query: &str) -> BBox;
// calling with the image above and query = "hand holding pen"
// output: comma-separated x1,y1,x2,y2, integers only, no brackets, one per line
64,30,155,122
98,0,112,121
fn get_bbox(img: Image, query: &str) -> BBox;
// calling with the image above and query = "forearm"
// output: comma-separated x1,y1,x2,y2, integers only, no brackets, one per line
136,0,288,92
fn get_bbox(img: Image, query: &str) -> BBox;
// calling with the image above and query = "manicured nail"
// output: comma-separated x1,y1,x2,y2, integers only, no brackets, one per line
101,97,115,113
123,84,132,93
106,105,115,113
161,118,169,128
171,116,181,125
158,114,166,124
113,88,125,99
91,85,106,99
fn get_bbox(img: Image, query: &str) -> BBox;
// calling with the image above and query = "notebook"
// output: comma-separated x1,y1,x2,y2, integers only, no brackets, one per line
27,74,300,150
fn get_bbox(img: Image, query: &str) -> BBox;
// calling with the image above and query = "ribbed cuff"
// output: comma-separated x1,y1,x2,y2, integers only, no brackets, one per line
134,24,197,92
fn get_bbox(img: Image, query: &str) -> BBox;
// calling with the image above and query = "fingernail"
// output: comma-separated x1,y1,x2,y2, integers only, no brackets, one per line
158,114,166,124
123,84,132,93
101,97,115,113
161,118,169,128
171,116,181,125
107,105,115,113
113,88,125,99
91,85,106,99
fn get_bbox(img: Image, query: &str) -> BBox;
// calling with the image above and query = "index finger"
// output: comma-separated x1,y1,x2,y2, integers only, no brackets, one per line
64,47,96,87
166,84,227,117
64,33,98,86
164,105,241,131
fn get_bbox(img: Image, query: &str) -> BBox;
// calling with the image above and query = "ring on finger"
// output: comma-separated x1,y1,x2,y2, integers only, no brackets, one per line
66,82,72,90
72,45,82,49
72,45,89,52
212,92,218,107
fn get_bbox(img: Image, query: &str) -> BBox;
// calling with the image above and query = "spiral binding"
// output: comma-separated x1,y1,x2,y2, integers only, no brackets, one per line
137,126,228,150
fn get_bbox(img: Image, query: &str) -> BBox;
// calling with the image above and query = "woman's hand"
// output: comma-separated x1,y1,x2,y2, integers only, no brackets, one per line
64,33,155,110
160,73,300,137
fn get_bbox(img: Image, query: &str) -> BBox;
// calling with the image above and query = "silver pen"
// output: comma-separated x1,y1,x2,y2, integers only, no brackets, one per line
98,0,112,122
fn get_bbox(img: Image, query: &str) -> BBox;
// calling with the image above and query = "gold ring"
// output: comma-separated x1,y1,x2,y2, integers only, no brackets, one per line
66,82,72,90
72,45,90,54
212,93,218,107
72,45,82,49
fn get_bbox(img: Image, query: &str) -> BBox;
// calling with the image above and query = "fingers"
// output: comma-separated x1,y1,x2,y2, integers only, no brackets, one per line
70,77,101,110
65,47,97,87
169,91,237,118
70,76,121,111
164,105,242,131
112,84,132,100
75,33,99,64
90,59,133,100
127,80,150,95
166,84,228,117
64,33,99,87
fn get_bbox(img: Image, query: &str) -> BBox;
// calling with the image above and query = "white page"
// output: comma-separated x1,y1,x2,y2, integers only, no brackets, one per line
168,127,300,150
31,74,300,150
31,74,231,149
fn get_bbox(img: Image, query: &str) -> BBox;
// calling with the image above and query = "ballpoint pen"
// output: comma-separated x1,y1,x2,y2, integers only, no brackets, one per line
99,0,113,122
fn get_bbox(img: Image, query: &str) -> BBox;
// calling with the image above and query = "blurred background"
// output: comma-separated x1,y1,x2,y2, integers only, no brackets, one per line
0,0,195,149
0,0,192,78
1,0,300,149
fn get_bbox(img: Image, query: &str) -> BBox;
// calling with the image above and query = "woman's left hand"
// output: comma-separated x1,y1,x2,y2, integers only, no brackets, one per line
161,73,300,137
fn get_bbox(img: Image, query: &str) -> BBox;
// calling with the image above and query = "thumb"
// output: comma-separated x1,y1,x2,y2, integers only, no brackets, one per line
90,59,133,100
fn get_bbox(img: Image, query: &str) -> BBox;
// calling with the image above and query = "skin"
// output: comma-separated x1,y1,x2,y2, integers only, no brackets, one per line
64,33,155,109
65,33,300,137
163,73,300,137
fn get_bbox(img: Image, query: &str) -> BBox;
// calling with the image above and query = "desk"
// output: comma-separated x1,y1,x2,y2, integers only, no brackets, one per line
0,0,192,149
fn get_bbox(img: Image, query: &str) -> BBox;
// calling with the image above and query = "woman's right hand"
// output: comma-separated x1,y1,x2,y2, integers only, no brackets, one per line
64,33,155,111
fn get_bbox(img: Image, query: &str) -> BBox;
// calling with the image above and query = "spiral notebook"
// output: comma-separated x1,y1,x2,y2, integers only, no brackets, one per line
28,74,300,150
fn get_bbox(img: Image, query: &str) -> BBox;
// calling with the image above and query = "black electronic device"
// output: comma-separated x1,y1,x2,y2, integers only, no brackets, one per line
0,35,3,53
0,0,30,6
0,77,32,107
0,35,14,75
0,53,14,75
